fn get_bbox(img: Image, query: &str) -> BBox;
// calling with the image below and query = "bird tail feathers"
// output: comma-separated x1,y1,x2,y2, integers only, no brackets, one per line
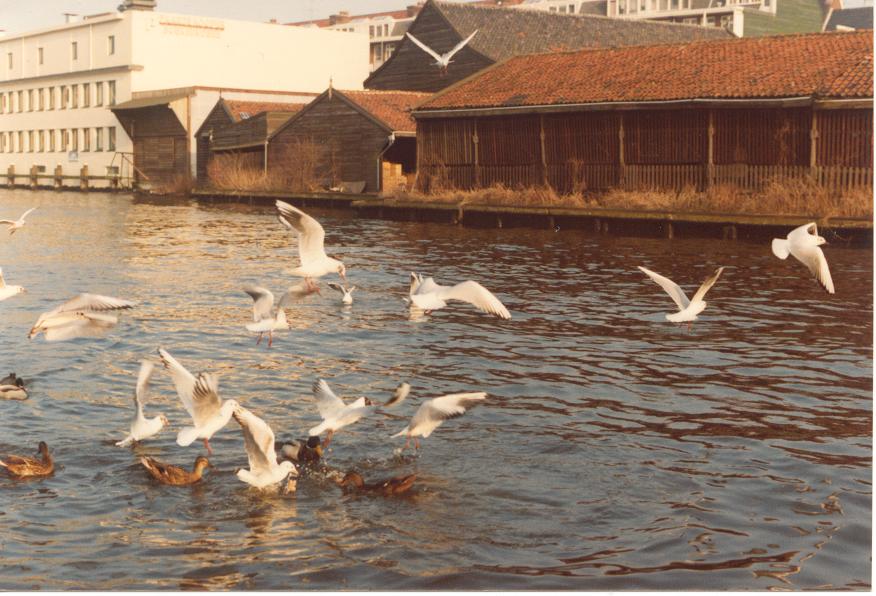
176,426,200,447
771,238,791,260
115,436,134,448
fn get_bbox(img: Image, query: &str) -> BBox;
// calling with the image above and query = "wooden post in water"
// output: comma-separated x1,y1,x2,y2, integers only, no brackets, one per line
7,165,14,188
80,165,89,191
666,221,674,240
54,165,63,189
30,166,38,189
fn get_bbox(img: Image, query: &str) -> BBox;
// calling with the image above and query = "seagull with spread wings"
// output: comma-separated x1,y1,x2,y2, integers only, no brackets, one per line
392,392,487,452
29,293,136,341
637,266,725,325
0,207,36,235
307,379,377,447
327,282,355,305
242,283,315,347
771,222,835,294
158,348,238,455
116,361,170,448
408,272,511,319
405,30,478,72
233,405,297,491
275,200,346,292
0,267,25,302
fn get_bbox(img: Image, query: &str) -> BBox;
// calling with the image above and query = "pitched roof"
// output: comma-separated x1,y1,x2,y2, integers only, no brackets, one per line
340,89,432,132
417,30,873,112
223,100,305,121
825,7,874,31
428,0,730,62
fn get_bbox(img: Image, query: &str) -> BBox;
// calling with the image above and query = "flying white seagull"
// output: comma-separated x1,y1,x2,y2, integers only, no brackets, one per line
0,267,25,302
392,392,486,452
408,272,511,319
328,282,356,305
242,283,315,347
405,30,478,72
307,378,376,447
116,361,170,447
275,200,346,291
771,222,835,294
29,293,136,341
0,207,36,235
637,266,724,324
158,348,238,455
233,405,297,490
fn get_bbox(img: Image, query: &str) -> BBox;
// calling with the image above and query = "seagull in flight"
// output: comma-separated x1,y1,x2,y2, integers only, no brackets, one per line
408,272,511,319
242,283,316,347
0,267,26,302
307,379,377,447
771,222,835,294
233,405,297,491
29,293,136,341
275,200,346,292
405,30,478,72
116,361,170,447
637,266,724,325
0,207,36,235
328,282,356,305
392,392,486,452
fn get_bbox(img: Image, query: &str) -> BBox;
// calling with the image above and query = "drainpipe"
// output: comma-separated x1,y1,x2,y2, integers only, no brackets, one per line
377,132,396,193
264,140,268,175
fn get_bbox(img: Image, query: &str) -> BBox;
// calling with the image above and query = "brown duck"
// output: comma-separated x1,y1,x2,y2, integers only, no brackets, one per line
337,471,417,496
140,456,211,486
0,441,54,477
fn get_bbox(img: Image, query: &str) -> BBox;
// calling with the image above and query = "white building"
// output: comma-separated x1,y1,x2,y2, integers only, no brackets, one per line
0,0,368,188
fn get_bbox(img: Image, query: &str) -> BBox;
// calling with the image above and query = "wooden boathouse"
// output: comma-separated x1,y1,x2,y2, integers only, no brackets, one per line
363,0,730,93
266,88,430,193
412,31,873,194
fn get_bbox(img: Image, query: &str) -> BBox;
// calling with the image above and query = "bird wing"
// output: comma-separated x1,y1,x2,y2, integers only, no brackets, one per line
327,282,346,295
52,293,136,315
384,382,411,408
42,313,118,341
233,406,278,476
445,29,478,60
798,245,835,294
190,372,222,427
409,272,422,295
277,282,315,308
637,266,690,311
788,222,818,244
275,200,327,266
242,285,275,321
417,276,442,295
405,32,443,62
19,207,36,222
0,220,15,226
312,378,347,421
158,348,199,422
690,267,725,304
133,360,155,418
439,280,511,319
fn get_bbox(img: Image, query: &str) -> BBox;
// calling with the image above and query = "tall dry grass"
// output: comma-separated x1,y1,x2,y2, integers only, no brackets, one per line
205,140,321,193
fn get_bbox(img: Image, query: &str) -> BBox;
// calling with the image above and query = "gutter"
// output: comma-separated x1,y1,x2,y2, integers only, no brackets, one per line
413,96,826,119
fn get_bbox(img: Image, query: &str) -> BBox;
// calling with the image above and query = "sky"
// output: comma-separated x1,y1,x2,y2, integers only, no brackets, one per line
0,0,444,34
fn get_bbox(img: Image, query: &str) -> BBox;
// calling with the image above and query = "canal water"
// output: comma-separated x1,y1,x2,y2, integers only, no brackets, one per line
0,190,870,590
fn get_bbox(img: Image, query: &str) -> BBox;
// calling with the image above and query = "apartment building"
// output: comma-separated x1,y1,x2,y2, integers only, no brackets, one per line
0,0,368,187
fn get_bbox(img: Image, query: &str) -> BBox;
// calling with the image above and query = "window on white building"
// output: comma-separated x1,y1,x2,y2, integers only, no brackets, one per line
17,131,23,153
95,127,103,151
83,128,90,151
95,82,103,106
108,81,116,106
27,130,33,152
108,126,116,151
1,93,7,113
108,35,115,55
38,47,44,65
61,86,68,109
7,53,12,69
71,84,78,109
17,90,23,113
82,83,90,107
369,25,375,37
48,87,55,110
71,128,78,151
38,130,44,152
49,130,55,152
71,41,78,61
38,88,44,110
62,130,69,151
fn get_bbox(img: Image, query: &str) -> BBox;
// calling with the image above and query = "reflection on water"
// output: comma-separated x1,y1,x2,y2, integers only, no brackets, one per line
0,190,871,590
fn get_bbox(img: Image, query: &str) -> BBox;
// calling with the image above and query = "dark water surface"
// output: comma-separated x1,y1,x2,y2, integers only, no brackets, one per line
0,190,870,590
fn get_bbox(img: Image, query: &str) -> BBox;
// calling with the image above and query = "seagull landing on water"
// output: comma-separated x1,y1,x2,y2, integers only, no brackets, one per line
771,222,835,294
407,272,511,319
275,200,346,292
233,405,298,491
116,361,170,448
637,266,725,326
0,207,36,235
328,282,356,305
158,348,238,455
242,283,316,347
29,294,136,342
392,392,486,453
0,268,25,302
405,30,478,73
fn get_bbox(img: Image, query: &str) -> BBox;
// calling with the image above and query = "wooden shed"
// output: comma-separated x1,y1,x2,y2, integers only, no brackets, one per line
364,0,730,93
266,88,430,193
413,31,873,194
195,99,305,181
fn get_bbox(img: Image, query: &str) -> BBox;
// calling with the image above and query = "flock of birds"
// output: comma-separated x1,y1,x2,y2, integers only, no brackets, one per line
0,199,836,497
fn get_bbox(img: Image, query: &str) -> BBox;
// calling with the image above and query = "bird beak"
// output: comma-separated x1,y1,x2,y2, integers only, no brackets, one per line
315,445,324,457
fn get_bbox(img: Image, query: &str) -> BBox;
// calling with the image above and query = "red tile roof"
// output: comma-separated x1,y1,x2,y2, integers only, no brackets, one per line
340,90,432,132
224,100,306,121
418,30,873,112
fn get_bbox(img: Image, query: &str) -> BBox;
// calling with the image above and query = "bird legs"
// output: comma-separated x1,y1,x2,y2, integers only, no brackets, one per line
304,277,321,294
323,430,334,448
203,438,213,455
256,332,264,345
400,435,421,453
255,331,275,347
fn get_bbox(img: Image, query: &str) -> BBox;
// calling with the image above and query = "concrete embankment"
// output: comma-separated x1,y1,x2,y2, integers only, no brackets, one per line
189,189,873,246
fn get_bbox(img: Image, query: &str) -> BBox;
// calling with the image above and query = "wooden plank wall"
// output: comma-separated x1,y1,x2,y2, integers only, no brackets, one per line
196,102,235,182
115,106,188,187
416,106,873,193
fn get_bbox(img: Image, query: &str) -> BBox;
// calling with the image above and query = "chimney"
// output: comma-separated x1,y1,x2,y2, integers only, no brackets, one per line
118,0,157,11
329,11,351,25
63,13,80,23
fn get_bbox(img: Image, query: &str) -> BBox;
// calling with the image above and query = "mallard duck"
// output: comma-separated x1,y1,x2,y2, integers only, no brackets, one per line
279,436,324,464
0,441,54,477
0,373,28,400
337,471,417,496
140,456,211,486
